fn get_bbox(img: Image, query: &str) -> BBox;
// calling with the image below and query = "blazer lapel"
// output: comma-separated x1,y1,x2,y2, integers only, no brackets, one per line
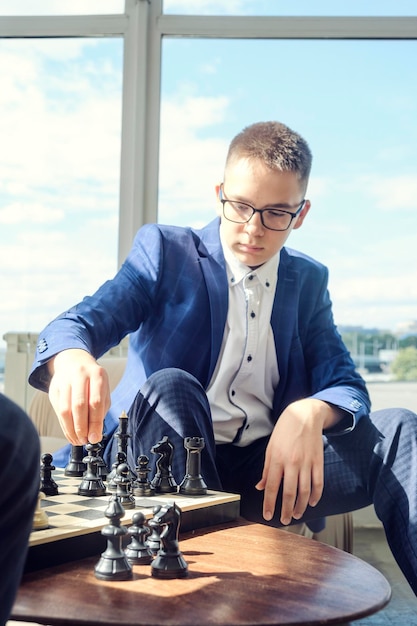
197,219,229,385
271,249,299,412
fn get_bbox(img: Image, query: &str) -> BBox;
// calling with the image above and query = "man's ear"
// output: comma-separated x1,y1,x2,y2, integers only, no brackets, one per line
292,199,311,230
215,184,222,216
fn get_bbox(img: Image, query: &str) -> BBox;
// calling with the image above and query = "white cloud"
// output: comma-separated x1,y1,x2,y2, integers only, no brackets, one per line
364,175,417,210
0,39,121,347
163,0,246,15
0,201,63,225
158,93,230,223
0,1,123,16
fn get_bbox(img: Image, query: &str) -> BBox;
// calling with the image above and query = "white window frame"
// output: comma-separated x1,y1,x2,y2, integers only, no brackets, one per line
0,0,416,264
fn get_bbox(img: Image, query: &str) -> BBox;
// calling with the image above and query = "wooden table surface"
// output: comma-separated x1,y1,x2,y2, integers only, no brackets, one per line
12,520,391,626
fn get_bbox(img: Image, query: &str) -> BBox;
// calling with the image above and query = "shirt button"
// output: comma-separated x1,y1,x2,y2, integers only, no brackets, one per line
250,311,256,318
231,390,235,396
248,275,254,280
247,355,252,362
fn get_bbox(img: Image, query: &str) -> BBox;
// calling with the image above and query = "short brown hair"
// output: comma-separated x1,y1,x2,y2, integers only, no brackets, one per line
225,121,312,187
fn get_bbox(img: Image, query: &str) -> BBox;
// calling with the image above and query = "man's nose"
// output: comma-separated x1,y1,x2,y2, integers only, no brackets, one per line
245,210,264,234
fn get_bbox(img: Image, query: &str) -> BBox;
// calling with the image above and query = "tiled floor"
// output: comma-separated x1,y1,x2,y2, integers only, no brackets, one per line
348,526,417,625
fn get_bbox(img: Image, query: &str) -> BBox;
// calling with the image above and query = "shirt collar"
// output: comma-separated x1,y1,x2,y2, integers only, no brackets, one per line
220,229,279,293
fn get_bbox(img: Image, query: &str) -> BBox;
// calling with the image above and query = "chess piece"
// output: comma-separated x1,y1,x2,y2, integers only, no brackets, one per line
179,436,207,495
146,505,162,556
40,453,59,496
94,493,132,581
95,439,109,481
78,443,107,497
65,445,86,477
115,411,131,457
125,512,153,565
114,463,135,509
150,436,177,493
150,502,188,579
132,454,155,497
107,451,127,492
33,491,49,530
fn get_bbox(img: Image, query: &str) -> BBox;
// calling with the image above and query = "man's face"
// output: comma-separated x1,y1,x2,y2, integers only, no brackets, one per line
216,157,310,268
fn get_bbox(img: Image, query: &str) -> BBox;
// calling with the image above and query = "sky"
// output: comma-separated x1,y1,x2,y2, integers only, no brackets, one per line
0,0,416,352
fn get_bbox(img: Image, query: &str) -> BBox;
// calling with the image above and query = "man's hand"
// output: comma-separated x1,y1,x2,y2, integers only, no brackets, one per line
48,349,111,446
255,399,344,525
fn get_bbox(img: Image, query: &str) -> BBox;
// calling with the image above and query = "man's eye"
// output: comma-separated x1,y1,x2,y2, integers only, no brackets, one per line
266,209,287,218
235,202,251,212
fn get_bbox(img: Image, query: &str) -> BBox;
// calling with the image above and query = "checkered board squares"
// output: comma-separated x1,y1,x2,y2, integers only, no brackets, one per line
30,468,240,548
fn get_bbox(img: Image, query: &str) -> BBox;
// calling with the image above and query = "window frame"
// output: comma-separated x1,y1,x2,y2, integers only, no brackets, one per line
0,0,416,263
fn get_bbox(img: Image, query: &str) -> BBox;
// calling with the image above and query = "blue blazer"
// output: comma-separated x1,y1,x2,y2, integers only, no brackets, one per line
29,218,370,442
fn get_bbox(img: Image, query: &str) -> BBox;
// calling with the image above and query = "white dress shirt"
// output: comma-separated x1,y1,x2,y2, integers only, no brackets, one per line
207,235,280,446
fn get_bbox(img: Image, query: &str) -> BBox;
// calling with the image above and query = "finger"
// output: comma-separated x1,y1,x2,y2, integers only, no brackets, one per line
49,381,82,445
69,376,90,445
262,463,284,522
293,468,312,520
309,460,324,508
87,369,110,443
280,469,299,526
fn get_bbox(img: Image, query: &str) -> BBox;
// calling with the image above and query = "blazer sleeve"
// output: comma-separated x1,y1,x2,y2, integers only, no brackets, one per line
274,250,371,433
302,265,370,432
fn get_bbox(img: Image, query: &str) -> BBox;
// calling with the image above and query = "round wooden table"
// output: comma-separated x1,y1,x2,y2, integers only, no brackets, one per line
12,520,391,626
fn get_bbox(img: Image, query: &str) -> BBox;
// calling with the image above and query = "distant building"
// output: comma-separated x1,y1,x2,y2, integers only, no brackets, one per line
396,320,417,337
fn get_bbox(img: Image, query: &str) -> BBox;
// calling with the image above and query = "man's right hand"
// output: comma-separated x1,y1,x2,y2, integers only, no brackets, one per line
48,349,111,446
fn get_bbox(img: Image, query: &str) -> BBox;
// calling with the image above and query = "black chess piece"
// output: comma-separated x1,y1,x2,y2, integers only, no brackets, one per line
150,502,188,579
114,463,135,509
95,439,109,481
179,436,208,495
115,411,131,457
132,454,155,497
150,436,177,493
40,453,59,496
146,505,163,556
125,512,153,565
94,493,132,581
78,443,107,497
107,451,127,492
64,445,86,477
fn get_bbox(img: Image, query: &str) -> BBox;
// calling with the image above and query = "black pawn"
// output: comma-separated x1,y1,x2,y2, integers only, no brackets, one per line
179,436,207,495
40,453,59,496
78,443,107,497
125,512,153,565
146,505,162,556
65,445,86,477
107,451,127,492
132,455,154,497
94,493,132,581
115,463,135,509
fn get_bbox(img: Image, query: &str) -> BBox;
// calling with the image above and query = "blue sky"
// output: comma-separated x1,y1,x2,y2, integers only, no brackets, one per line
0,1,416,350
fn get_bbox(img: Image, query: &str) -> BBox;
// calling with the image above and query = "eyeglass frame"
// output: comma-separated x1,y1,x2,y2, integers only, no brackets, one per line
219,183,306,232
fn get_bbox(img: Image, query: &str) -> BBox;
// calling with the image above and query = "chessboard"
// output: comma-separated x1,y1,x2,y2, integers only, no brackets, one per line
26,468,240,572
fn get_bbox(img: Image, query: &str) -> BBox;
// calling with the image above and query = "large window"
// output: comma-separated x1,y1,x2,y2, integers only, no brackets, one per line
0,0,416,393
163,0,417,16
0,37,123,346
159,36,417,330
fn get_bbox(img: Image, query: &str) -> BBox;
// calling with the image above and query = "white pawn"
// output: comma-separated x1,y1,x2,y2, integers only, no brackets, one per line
33,491,49,530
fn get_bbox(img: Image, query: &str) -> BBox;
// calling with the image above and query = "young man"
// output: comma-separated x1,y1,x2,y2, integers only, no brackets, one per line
29,121,417,593
0,393,40,625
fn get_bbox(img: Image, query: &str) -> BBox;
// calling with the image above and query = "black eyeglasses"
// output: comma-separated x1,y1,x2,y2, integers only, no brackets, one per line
219,184,305,232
